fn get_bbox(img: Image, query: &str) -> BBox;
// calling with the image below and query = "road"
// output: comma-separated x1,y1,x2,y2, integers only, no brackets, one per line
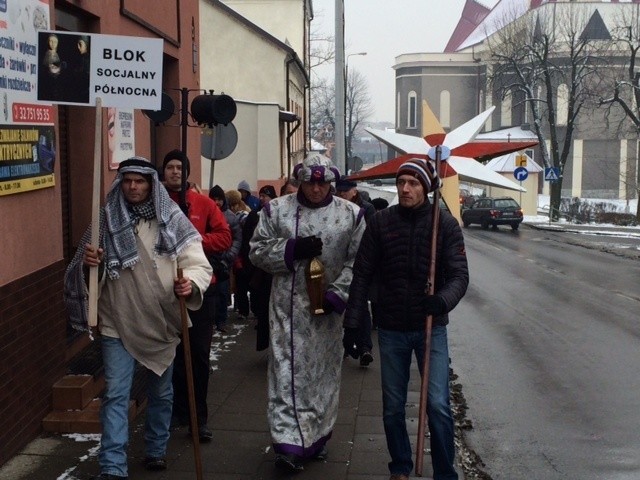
449,224,640,480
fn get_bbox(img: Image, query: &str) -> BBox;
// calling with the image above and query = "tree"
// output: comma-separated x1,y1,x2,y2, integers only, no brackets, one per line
345,69,374,164
486,6,606,221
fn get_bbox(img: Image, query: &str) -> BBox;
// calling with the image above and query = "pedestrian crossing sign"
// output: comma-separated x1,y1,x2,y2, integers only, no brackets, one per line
545,167,560,182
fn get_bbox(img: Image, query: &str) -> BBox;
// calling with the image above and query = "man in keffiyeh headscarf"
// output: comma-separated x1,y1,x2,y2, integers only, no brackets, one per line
248,152,366,472
63,157,212,479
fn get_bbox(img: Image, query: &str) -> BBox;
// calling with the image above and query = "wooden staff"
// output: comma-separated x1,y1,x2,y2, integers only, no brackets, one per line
88,97,102,327
177,268,203,480
415,146,443,477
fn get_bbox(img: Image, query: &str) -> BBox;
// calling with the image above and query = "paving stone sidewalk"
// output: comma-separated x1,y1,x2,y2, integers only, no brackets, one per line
1,314,449,479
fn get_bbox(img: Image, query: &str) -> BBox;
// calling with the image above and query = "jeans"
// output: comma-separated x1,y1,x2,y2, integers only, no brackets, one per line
214,278,230,329
378,326,457,479
99,336,174,477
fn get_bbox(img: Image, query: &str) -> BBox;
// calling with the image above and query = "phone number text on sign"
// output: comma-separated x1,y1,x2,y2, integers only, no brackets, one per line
12,104,54,123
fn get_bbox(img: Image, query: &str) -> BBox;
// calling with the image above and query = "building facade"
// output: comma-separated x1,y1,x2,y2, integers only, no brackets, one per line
394,0,640,201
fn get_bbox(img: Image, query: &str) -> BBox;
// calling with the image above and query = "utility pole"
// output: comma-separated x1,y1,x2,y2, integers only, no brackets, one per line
334,0,345,174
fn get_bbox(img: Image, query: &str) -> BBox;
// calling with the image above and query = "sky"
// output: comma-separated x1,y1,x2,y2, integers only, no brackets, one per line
311,0,500,123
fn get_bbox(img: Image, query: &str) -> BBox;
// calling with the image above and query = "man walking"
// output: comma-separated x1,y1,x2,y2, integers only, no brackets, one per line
249,153,366,472
162,149,231,441
344,158,469,480
64,157,213,479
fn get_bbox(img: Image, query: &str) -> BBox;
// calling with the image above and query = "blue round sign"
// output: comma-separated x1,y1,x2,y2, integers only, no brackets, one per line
514,166,528,182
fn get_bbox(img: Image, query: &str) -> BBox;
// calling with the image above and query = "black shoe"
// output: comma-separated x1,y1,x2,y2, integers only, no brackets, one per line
313,445,328,461
94,475,128,480
275,453,304,472
216,326,228,333
359,351,374,367
191,424,213,443
144,456,167,471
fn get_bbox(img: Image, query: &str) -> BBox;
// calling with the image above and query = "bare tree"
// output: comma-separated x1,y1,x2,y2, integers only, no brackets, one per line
599,8,640,221
487,6,606,221
346,69,374,163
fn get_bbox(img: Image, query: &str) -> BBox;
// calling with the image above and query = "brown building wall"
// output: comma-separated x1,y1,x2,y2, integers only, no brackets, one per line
0,0,200,466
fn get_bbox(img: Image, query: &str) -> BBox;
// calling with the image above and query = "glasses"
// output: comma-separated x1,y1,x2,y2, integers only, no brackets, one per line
396,178,422,188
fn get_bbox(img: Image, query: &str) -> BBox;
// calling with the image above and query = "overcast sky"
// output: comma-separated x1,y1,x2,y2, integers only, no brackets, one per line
311,0,500,123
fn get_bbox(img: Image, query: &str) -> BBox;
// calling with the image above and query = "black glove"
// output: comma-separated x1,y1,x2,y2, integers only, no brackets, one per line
293,235,323,260
423,294,446,316
322,298,335,315
342,327,360,359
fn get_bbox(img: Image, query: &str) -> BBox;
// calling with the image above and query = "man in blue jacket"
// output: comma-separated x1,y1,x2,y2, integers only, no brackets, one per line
344,158,469,480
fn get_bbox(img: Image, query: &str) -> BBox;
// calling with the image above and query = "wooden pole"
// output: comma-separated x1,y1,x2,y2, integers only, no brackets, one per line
88,97,102,327
415,146,442,477
177,268,203,480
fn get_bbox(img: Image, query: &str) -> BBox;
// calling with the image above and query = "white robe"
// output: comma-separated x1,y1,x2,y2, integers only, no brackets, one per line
249,194,365,457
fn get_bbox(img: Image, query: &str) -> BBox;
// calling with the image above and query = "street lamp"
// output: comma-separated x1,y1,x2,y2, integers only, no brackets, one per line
345,52,367,171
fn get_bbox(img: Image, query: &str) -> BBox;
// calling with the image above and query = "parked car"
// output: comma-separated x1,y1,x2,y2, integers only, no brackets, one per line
459,189,477,209
461,196,523,230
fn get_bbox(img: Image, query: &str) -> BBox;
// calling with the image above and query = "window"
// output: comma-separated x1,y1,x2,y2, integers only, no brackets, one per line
440,90,451,128
557,84,568,126
407,91,417,129
501,90,512,127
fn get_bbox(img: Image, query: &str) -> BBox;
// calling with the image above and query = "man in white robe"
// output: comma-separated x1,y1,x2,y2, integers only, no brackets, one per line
249,153,366,472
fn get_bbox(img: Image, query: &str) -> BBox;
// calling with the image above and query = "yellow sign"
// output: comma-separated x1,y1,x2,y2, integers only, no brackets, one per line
516,154,527,167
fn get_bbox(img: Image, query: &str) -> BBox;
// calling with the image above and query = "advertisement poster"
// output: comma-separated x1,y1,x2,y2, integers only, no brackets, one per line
0,124,56,196
108,107,135,170
36,31,163,110
0,0,55,195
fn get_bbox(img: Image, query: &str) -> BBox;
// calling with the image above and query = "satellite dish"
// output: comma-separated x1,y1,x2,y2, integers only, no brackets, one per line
200,123,238,160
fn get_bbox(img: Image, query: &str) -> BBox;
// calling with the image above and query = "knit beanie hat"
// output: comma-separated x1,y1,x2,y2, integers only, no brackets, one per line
209,184,225,201
162,149,190,178
237,180,251,193
396,158,442,193
259,185,277,199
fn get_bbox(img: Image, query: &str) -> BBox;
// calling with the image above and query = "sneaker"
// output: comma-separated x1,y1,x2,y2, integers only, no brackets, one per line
359,351,374,367
143,457,167,471
389,475,409,480
275,453,304,472
93,475,128,480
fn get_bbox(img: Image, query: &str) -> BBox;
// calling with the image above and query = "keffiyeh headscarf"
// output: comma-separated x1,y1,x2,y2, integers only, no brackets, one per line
103,157,200,277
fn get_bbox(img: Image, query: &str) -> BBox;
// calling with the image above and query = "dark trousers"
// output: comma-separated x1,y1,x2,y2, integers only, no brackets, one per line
172,287,216,426
234,267,251,317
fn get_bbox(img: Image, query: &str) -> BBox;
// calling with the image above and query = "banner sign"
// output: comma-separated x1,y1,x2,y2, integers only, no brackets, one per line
37,31,163,109
108,107,136,170
0,124,56,195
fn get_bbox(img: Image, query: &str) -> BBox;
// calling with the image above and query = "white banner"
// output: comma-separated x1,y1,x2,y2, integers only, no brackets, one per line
37,31,163,110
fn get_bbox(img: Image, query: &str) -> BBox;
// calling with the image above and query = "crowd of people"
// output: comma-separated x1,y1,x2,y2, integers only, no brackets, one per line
63,151,468,480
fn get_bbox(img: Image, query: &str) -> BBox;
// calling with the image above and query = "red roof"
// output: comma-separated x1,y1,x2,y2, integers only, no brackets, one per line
444,0,491,53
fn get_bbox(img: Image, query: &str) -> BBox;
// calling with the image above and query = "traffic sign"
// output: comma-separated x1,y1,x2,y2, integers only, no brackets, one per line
514,166,528,182
544,167,560,182
515,154,527,167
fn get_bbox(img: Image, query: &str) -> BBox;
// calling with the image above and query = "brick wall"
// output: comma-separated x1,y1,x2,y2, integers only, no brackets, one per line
0,261,68,466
